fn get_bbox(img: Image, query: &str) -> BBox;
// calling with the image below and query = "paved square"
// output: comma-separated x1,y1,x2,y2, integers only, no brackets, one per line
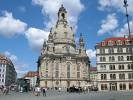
0,90,133,100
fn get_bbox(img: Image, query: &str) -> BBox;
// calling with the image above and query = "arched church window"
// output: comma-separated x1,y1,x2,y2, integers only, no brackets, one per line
77,63,80,71
61,13,65,19
55,62,59,70
55,62,59,78
45,61,48,70
67,62,70,78
77,63,80,78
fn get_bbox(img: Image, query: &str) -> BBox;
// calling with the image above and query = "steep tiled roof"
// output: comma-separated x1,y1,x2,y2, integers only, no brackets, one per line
24,71,38,77
0,53,13,66
90,67,97,71
104,37,128,42
96,36,133,47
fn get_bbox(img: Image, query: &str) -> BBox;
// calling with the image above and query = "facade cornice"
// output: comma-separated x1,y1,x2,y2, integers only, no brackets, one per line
97,70,133,73
96,52,132,56
96,44,133,48
96,61,132,64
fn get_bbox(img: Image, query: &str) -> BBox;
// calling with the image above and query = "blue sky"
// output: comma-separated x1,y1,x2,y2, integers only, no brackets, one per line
0,0,133,77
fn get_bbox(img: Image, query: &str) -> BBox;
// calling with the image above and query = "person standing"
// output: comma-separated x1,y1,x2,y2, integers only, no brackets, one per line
42,87,46,96
37,86,41,96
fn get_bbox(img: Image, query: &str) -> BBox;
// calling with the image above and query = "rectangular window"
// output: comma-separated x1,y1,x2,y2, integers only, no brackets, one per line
128,73,133,79
119,74,125,80
55,71,59,78
110,74,116,80
126,47,130,53
119,84,126,90
100,48,105,54
101,84,107,90
77,72,80,78
108,48,114,54
118,56,124,61
129,83,133,90
101,74,107,80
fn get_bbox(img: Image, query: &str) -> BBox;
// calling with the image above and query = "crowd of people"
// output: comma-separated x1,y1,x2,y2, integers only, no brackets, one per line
32,86,47,96
0,85,97,97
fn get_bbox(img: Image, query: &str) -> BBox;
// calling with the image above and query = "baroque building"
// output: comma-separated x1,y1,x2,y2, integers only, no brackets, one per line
0,54,17,86
96,36,133,91
37,5,90,88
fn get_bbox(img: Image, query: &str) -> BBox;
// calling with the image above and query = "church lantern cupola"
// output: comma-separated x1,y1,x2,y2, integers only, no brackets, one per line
57,4,67,25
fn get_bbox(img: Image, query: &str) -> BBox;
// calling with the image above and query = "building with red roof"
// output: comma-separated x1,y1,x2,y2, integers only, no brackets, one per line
0,54,17,86
96,35,133,91
23,71,38,88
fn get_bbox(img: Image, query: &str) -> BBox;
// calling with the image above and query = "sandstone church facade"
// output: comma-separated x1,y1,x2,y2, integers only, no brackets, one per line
37,5,90,88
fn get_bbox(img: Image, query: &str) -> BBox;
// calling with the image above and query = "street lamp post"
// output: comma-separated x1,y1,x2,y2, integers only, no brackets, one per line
123,0,133,63
123,0,131,37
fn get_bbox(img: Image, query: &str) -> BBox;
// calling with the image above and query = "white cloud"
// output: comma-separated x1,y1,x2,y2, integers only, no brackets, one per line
4,51,18,62
32,0,84,30
0,1,84,51
86,49,96,59
98,0,133,16
0,11,27,37
113,20,133,37
0,11,48,51
98,0,133,37
25,27,49,50
98,13,118,35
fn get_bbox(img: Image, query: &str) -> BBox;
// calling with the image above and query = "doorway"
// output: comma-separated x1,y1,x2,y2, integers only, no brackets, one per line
110,83,117,91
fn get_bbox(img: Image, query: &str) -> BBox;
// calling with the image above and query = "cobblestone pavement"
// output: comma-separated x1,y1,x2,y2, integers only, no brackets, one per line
0,90,133,100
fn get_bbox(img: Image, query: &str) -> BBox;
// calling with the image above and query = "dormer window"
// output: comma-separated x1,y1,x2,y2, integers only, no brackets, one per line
102,42,105,46
125,40,130,45
108,40,113,46
117,40,122,45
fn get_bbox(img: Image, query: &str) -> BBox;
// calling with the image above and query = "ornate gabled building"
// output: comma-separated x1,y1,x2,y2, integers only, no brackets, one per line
37,5,90,88
96,36,133,91
0,54,17,86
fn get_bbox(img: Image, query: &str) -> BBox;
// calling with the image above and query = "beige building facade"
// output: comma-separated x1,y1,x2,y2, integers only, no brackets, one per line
24,71,37,88
96,36,133,91
0,54,17,86
37,5,90,89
